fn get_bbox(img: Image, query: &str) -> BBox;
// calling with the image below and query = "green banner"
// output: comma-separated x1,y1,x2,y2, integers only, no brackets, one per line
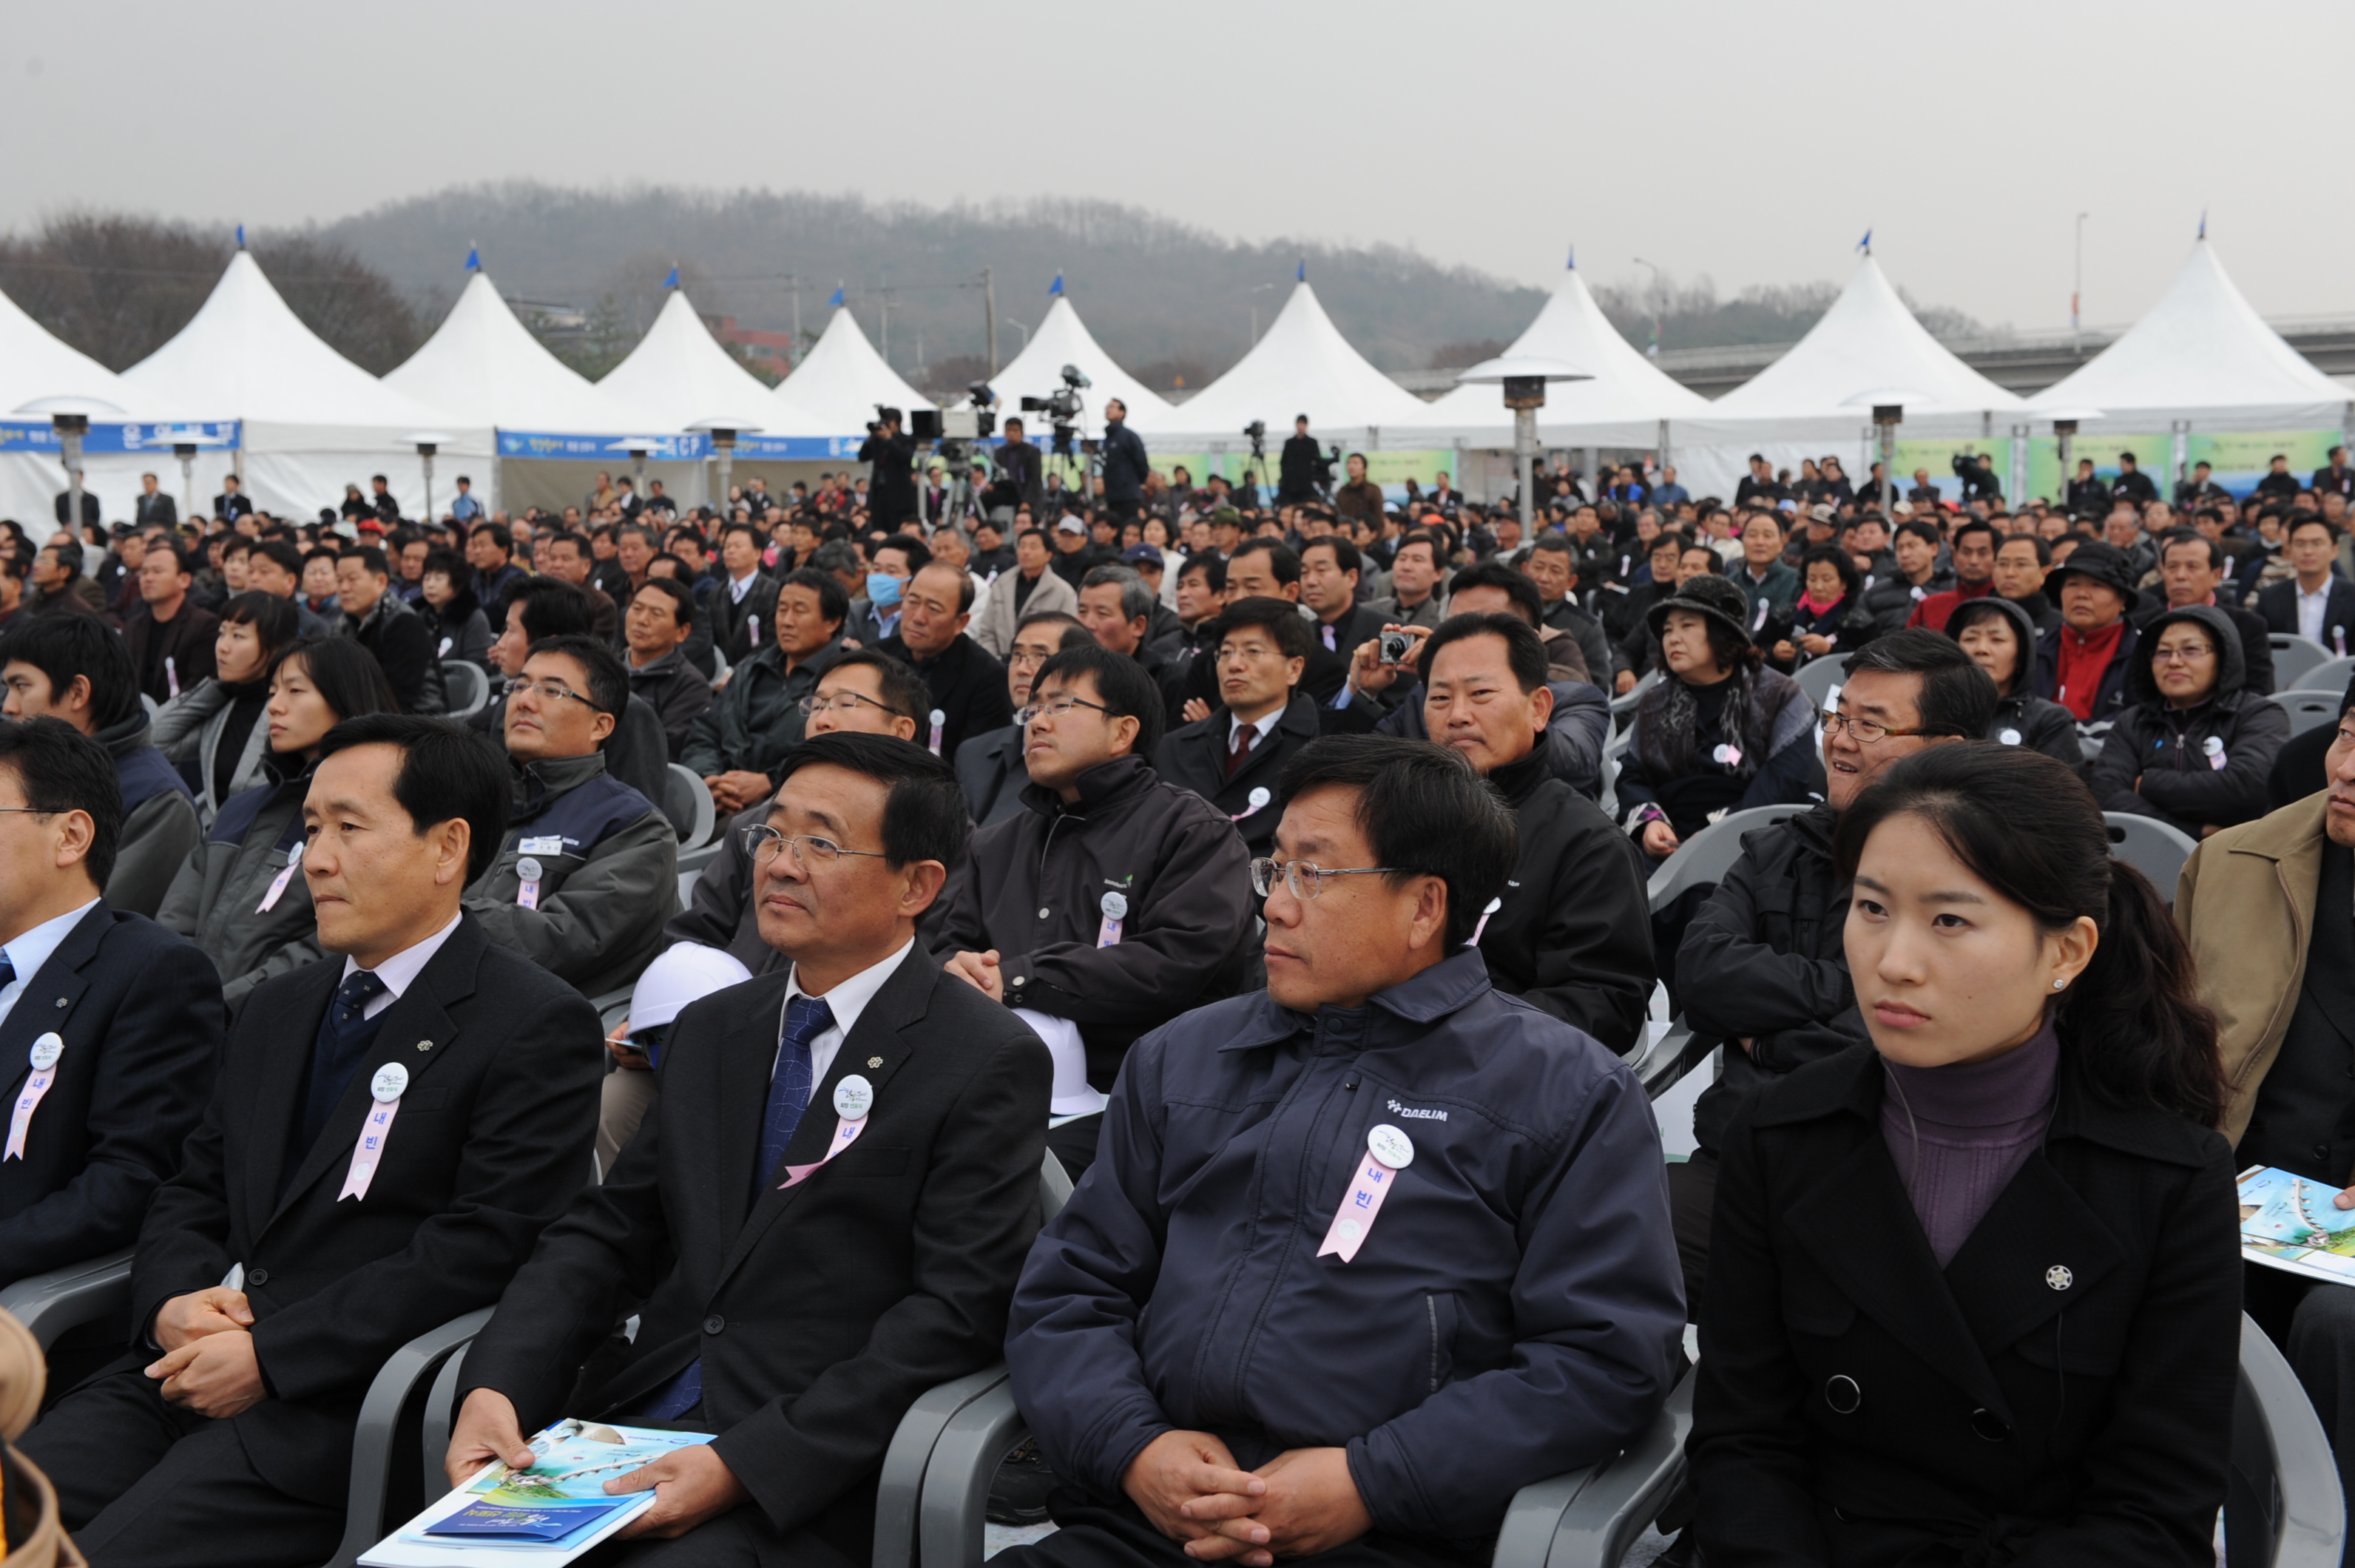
2021,428,2340,503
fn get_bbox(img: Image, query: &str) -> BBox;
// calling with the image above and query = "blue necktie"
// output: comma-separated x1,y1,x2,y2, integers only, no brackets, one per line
640,993,834,1422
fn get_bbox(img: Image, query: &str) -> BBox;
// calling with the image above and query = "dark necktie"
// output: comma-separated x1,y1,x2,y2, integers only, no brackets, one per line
286,969,388,1194
0,956,18,1002
1226,725,1257,780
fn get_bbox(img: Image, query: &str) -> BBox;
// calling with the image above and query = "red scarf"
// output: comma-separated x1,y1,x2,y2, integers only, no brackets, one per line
2052,619,2126,720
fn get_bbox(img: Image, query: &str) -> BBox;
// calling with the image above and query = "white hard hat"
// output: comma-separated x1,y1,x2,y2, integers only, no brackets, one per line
630,943,754,1030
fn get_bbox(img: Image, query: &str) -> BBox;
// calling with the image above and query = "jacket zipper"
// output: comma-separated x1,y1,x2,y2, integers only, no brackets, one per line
1426,1294,1442,1395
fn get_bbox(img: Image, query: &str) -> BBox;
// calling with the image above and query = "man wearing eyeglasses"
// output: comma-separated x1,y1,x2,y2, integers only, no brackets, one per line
936,643,1255,1176
462,636,680,993
1667,630,1994,1310
997,735,1682,1568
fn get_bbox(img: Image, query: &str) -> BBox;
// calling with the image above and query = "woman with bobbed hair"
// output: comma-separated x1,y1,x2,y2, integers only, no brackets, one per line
1690,742,2238,1567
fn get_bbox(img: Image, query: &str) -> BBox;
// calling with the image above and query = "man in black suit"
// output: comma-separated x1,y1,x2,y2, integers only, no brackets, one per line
1299,536,1382,660
877,561,1012,766
132,473,178,531
2257,514,2355,656
212,474,254,523
0,719,223,1288
21,714,604,1568
1155,597,1322,859
447,733,1050,1565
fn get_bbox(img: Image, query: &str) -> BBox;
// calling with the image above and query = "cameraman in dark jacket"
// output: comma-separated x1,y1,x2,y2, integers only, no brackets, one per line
1277,416,1325,506
859,408,919,530
1099,399,1149,520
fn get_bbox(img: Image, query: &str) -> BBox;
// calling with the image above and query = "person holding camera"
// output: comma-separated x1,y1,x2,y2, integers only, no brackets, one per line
859,408,919,530
1100,399,1149,524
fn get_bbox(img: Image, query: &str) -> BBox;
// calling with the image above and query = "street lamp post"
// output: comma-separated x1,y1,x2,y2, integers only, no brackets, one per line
16,396,126,535
1455,356,1592,536
686,418,764,514
405,433,450,527
1873,405,1902,516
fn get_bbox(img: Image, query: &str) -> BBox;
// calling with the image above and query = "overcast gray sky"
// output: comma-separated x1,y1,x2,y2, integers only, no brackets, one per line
8,0,2350,337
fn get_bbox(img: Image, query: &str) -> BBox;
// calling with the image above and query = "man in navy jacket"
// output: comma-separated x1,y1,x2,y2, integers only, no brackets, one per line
1000,735,1682,1568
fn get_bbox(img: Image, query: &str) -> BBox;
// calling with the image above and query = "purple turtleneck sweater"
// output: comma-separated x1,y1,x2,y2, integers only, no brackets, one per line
1880,1016,2061,1267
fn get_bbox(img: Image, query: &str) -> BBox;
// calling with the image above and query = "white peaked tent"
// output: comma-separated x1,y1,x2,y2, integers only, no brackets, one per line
2032,240,2351,433
0,287,160,524
1672,254,2026,499
386,269,629,436
962,293,1172,439
121,251,485,519
766,305,933,438
1142,279,1433,447
1400,263,1709,445
598,289,780,433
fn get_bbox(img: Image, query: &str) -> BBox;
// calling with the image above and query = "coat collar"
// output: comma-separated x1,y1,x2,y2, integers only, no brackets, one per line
1020,753,1155,820
2213,790,2331,868
0,902,109,1092
1217,948,1496,1052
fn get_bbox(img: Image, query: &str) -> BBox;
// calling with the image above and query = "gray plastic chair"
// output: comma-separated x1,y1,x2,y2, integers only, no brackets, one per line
2231,1311,2346,1567
2101,812,2198,904
1645,805,1808,916
0,1248,134,1351
2272,691,2345,740
2270,635,2334,695
1491,1376,1695,1568
442,659,490,720
665,762,718,850
2291,652,2355,696
1793,652,1851,710
1609,671,1657,720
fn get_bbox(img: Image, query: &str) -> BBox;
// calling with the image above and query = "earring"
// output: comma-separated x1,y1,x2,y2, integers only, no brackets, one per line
2052,979,2066,990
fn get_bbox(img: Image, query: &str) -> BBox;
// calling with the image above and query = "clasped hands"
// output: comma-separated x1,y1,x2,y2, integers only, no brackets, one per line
1124,1429,1371,1565
146,1285,266,1419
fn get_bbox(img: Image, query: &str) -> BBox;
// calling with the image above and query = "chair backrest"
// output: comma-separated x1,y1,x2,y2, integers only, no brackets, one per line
140,693,161,719
2291,652,2355,696
2230,1311,2346,1567
443,660,488,720
1794,652,1851,710
2101,811,2197,904
1646,804,1808,915
663,763,717,848
1610,669,1658,717
709,646,732,692
2273,691,2346,740
1040,1149,1073,1223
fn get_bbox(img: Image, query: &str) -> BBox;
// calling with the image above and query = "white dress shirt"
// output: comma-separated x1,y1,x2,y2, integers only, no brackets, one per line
342,910,464,1021
0,898,101,1033
1226,706,1283,757
2298,581,2334,646
777,938,916,1090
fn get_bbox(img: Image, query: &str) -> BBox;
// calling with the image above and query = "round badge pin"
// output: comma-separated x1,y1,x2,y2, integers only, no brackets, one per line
2203,735,2225,757
1247,785,1271,810
1101,891,1129,920
516,856,544,882
1712,743,1734,765
1998,728,2022,746
286,842,305,867
833,1074,874,1120
1481,896,1501,915
371,1062,410,1102
27,1033,63,1072
930,708,946,727
1367,1123,1414,1170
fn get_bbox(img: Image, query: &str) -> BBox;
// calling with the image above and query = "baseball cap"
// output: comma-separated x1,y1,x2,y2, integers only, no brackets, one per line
1123,542,1162,564
1055,517,1087,535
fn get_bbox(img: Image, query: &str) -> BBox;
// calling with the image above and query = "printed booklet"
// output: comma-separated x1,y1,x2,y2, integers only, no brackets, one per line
2240,1166,2355,1287
359,1419,714,1567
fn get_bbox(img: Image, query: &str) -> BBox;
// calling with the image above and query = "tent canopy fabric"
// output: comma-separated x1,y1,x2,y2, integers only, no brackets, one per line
765,305,933,436
385,270,629,435
963,294,1172,438
2030,240,2351,432
598,289,780,433
1141,280,1433,446
0,287,145,419
1401,265,1709,445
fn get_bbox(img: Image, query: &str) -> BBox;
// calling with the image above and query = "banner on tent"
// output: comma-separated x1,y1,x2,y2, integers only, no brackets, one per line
1155,448,1455,499
734,434,876,460
2019,428,2338,501
499,431,706,460
0,421,241,456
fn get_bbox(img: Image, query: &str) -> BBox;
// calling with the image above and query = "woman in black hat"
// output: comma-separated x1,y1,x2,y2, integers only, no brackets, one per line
1945,597,2084,771
2087,604,2288,839
2029,540,2144,740
1616,574,1821,862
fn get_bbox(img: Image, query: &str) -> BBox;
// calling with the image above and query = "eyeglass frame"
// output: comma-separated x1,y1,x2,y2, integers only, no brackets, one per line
1016,694,1115,728
1819,708,1933,745
1249,856,1412,901
507,677,609,713
740,824,891,868
2149,641,2218,665
797,690,910,720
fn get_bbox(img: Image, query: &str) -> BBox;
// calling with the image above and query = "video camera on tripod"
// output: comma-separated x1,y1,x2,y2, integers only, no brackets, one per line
1021,365,1094,457
911,383,1000,528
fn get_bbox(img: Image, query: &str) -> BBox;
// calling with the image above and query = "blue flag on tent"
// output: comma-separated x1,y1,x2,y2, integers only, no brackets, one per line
235,223,246,249
663,266,680,289
1856,228,1871,254
1296,259,1305,283
2198,209,2208,240
828,285,845,308
1567,245,1576,270
464,246,481,272
1049,271,1064,296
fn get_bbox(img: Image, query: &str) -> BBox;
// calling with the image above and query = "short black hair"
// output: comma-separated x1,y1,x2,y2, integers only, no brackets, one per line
773,732,971,874
1179,553,1227,594
337,545,391,578
1895,520,1942,551
825,649,930,722
249,538,304,579
2286,513,2337,542
719,519,762,550
1418,611,1550,695
509,578,598,643
1950,519,1998,553
526,634,629,716
469,521,512,557
1843,628,1998,738
273,636,402,729
1277,734,1517,947
1442,559,1545,626
544,530,591,562
0,612,139,730
1032,642,1166,760
632,574,697,628
1302,535,1362,575
872,533,932,573
220,589,300,651
0,717,121,887
1228,538,1302,586
42,540,84,578
1216,595,1314,660
1996,533,2052,565
314,714,510,882
778,566,850,628
2158,527,2224,570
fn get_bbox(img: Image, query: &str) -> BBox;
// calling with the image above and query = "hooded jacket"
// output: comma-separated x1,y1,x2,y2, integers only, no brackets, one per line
679,636,855,783
624,646,714,764
933,754,1256,1089
101,709,202,922
1004,949,1685,1543
1946,597,2084,772
1616,664,1821,842
150,676,274,825
157,757,324,1008
462,751,679,991
2087,604,2289,839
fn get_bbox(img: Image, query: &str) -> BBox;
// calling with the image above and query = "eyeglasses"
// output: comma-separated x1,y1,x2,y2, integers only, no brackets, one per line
2151,643,2217,664
1820,709,1933,745
0,806,57,818
1016,695,1114,727
740,825,890,867
1249,857,1408,901
508,678,606,712
800,691,908,719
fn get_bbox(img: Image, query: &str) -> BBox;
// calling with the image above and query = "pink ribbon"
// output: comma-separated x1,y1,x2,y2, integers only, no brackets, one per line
780,1115,866,1186
4,1068,58,1161
337,1098,401,1201
1316,1149,1399,1263
257,860,300,913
